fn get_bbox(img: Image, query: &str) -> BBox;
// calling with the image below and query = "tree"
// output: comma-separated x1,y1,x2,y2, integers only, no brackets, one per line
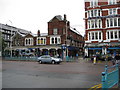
0,32,7,56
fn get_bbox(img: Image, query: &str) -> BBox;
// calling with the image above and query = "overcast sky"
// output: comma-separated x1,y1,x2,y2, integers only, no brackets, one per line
0,0,85,36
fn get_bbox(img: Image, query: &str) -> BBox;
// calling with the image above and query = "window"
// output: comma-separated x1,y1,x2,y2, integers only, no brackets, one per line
110,18,113,26
53,28,58,35
58,38,61,44
95,32,98,39
37,37,46,45
99,32,101,40
108,0,116,5
107,32,110,39
118,18,120,26
41,38,43,44
114,18,117,26
88,19,102,29
109,8,117,15
115,31,117,38
26,39,28,45
111,31,113,39
87,9,101,18
89,33,91,40
106,18,120,28
50,37,61,44
52,38,54,44
38,38,40,44
25,38,33,46
92,33,94,40
119,31,120,39
88,31,102,41
107,30,119,40
55,38,57,44
90,0,98,7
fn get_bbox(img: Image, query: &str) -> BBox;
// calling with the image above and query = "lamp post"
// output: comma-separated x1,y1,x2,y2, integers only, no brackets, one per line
65,19,69,61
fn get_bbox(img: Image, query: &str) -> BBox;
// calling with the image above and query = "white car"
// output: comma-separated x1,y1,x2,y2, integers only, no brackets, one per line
37,55,62,64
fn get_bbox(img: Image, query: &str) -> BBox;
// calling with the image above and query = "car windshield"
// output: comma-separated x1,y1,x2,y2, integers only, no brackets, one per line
41,55,51,58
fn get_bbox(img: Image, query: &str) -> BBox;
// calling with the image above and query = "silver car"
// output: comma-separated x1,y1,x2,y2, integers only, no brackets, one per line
37,55,62,64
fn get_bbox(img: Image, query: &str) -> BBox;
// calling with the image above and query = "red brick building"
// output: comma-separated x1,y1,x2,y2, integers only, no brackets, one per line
12,15,84,59
84,0,120,57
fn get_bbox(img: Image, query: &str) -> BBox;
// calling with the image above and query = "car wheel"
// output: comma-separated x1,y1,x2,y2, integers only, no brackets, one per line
57,62,60,64
39,60,42,64
51,60,55,64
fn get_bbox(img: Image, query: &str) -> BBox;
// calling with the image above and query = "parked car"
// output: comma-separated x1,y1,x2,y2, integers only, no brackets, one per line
37,55,62,64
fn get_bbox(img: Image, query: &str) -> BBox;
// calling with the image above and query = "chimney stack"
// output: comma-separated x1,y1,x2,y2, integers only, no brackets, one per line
64,14,67,21
37,30,40,36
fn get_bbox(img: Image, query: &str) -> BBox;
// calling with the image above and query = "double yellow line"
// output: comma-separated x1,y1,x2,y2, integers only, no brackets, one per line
88,84,102,90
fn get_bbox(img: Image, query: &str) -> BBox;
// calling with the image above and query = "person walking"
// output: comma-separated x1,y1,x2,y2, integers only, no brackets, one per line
115,54,120,65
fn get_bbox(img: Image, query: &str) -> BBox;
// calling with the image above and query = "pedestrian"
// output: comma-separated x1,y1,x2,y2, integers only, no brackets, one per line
76,53,78,62
115,54,120,65
111,54,116,65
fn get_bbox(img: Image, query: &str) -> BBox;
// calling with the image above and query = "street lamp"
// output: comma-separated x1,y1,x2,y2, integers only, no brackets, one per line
65,19,69,61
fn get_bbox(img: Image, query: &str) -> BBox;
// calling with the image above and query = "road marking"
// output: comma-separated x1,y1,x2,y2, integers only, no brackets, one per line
88,84,102,90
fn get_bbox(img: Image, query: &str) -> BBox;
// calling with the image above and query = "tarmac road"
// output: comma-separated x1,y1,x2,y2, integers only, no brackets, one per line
2,58,111,88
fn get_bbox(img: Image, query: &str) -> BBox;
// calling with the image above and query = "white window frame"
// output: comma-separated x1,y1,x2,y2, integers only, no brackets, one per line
109,8,117,15
106,18,120,28
53,28,58,35
87,9,102,18
50,36,61,44
25,38,33,46
87,19,102,29
90,0,98,7
37,37,46,45
106,30,120,40
88,31,103,41
108,0,117,5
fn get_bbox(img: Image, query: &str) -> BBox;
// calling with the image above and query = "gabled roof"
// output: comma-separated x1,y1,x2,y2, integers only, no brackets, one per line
49,15,63,22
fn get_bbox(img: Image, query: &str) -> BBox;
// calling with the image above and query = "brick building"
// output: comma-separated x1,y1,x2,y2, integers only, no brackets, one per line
84,0,120,57
12,15,84,59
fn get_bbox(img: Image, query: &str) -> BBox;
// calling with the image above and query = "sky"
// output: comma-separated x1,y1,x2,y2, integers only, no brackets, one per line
0,0,85,36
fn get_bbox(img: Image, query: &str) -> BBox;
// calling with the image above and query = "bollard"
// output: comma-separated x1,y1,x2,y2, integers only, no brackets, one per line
93,57,96,65
102,72,107,90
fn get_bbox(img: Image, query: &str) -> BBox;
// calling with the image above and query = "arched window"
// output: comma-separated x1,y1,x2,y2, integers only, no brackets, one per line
55,38,57,44
26,39,28,45
41,38,43,44
29,39,31,45
52,38,54,44
38,38,40,45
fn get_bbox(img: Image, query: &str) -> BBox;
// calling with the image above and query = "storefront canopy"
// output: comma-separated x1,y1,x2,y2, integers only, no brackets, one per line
108,47,120,49
89,48,102,50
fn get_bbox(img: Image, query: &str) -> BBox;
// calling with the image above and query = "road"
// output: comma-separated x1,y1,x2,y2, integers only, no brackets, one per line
2,58,111,88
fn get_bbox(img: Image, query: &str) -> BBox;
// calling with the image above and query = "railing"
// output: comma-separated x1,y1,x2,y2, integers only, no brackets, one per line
4,57,38,61
102,64,119,89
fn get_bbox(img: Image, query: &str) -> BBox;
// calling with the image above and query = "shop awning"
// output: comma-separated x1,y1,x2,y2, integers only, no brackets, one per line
89,48,102,50
108,47,120,49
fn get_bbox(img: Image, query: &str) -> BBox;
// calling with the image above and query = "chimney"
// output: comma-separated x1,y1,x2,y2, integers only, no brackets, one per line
37,30,40,36
64,14,67,21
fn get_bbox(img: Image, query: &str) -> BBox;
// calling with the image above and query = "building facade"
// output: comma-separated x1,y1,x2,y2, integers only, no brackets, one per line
0,23,30,47
84,0,120,57
11,15,84,59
